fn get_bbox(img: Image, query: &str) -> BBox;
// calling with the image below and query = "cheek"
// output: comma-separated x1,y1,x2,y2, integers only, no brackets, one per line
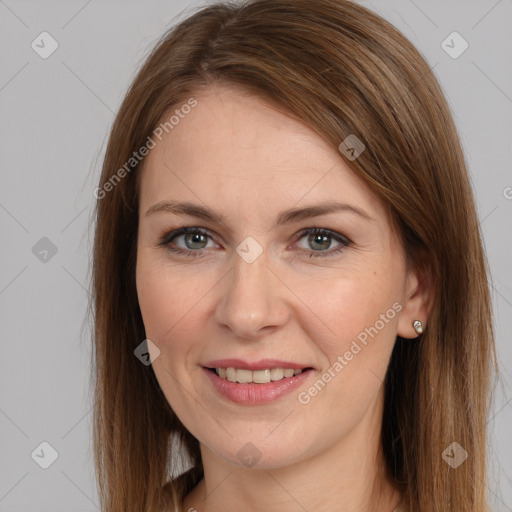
135,256,209,423
136,265,174,341
302,270,399,350
297,269,401,405
136,254,208,342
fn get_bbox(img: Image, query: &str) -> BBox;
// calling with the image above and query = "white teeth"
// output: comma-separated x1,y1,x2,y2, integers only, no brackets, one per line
235,369,252,383
226,367,236,381
253,369,271,383
270,368,284,380
214,367,306,384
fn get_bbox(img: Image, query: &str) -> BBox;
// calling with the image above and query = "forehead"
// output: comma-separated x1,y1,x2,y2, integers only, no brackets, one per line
138,85,387,225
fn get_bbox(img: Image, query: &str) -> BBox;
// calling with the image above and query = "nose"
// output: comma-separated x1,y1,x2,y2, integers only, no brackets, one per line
214,246,290,340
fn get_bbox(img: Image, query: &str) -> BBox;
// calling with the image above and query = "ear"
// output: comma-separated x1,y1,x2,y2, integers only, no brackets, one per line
397,261,435,339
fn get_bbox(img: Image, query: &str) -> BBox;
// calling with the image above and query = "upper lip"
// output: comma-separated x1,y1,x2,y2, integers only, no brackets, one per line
203,358,313,371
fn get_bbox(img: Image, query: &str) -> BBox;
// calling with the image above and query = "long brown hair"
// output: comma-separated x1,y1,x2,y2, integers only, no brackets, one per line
90,1,497,510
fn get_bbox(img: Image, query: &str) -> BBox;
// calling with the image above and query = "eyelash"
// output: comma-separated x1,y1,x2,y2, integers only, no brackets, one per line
157,227,352,259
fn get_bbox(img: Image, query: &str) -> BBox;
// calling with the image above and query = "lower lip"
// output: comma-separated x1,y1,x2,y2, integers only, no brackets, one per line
203,367,313,405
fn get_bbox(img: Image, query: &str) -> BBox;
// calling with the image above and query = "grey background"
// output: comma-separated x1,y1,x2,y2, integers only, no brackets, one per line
0,0,511,510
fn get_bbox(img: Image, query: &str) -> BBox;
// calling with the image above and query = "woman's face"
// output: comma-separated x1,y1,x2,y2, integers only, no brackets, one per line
136,85,423,470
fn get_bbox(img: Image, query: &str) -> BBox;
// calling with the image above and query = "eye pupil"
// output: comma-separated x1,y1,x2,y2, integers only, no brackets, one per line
185,232,207,249
310,233,331,251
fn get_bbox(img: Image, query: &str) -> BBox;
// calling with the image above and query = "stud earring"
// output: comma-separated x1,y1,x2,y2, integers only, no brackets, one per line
413,320,423,335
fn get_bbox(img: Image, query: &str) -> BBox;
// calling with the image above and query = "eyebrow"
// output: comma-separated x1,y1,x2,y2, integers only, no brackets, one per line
145,199,373,226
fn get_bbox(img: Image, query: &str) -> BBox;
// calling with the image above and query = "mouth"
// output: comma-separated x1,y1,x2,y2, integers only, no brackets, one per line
201,359,315,405
204,366,313,384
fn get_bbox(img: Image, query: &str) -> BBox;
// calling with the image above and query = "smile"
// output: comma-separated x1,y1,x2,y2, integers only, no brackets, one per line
202,364,315,405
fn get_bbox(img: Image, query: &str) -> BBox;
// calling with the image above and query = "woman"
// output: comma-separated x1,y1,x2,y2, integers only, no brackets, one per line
91,1,497,510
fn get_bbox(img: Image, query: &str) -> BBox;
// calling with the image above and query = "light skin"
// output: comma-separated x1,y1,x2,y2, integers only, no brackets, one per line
135,85,433,512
